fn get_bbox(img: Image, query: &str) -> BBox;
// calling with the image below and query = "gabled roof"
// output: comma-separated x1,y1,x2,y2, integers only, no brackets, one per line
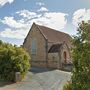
48,44,62,53
23,23,72,47
35,23,72,47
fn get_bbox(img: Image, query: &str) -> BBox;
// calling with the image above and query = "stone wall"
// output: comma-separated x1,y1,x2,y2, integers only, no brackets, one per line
23,24,47,68
47,42,71,69
47,42,59,68
23,24,72,69
60,43,71,64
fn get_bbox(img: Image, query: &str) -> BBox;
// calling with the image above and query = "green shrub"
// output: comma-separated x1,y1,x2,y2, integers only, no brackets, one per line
62,81,72,90
0,41,30,81
63,81,90,90
71,21,90,90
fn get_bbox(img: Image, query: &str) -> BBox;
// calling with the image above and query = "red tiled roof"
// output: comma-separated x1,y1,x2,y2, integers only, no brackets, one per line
36,24,72,47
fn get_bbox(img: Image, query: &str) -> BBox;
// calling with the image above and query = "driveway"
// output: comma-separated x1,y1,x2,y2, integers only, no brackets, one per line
0,68,71,90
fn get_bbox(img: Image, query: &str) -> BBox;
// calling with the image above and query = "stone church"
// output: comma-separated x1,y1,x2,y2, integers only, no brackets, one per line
23,23,72,69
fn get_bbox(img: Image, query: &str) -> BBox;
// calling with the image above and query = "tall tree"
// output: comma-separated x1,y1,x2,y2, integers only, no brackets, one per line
71,21,90,90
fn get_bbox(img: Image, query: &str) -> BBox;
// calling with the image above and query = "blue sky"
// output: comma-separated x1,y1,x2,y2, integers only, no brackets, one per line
0,0,90,45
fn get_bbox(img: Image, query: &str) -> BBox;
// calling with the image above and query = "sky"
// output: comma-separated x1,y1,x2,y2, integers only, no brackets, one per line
0,0,90,45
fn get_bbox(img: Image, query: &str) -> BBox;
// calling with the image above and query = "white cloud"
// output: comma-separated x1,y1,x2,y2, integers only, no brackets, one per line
0,0,14,6
0,16,26,28
0,9,68,39
16,10,37,19
37,7,48,12
32,12,67,30
36,2,45,6
0,28,29,39
73,9,90,26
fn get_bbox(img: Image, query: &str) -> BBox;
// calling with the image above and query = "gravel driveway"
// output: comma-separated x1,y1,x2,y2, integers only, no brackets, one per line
0,68,71,90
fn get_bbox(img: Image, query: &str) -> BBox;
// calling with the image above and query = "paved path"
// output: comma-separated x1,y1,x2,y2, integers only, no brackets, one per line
0,69,71,90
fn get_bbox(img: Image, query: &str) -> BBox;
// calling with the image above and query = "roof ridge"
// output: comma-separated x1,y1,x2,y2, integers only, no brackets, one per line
23,23,72,47
35,23,70,36
34,23,72,46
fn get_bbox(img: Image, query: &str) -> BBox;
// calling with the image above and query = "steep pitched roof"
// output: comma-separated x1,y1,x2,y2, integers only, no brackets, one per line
23,23,72,47
35,23,72,47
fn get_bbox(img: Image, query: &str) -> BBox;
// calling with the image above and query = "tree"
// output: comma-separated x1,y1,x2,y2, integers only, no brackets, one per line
0,41,30,81
71,21,90,90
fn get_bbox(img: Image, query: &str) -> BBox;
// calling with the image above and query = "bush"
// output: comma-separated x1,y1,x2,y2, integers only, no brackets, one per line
0,41,30,81
71,21,90,90
62,81,72,90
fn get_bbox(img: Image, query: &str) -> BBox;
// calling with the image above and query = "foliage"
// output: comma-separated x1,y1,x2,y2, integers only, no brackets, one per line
0,40,30,81
62,81,72,90
71,21,90,90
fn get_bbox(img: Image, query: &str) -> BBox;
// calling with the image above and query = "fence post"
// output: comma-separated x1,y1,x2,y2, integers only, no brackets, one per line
15,72,21,82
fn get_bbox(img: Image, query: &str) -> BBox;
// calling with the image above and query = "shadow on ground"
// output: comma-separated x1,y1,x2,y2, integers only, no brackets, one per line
0,68,71,90
0,67,52,87
0,80,13,87
30,67,54,74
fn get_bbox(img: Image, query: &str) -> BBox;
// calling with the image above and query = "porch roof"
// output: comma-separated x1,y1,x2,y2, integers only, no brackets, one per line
48,43,62,53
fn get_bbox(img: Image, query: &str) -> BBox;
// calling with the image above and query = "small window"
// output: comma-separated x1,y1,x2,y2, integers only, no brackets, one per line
31,39,37,55
63,51,67,63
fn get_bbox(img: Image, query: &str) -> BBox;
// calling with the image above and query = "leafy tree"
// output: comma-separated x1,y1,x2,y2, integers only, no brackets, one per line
0,41,30,81
71,21,90,90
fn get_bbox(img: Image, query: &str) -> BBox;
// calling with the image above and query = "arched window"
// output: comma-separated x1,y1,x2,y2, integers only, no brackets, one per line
63,51,67,63
31,39,37,55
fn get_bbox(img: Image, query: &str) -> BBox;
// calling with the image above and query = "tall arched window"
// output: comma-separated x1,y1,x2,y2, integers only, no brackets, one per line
63,51,67,63
31,39,37,55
